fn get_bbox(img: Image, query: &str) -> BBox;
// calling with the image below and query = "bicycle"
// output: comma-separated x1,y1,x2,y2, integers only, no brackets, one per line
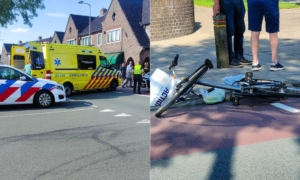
154,54,300,117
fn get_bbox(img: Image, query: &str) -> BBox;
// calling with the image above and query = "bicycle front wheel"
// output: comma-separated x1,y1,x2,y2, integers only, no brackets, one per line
155,66,208,117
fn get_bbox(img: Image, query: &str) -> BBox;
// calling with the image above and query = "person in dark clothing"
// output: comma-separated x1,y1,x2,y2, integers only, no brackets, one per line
119,63,126,84
213,0,252,68
142,61,150,76
133,61,142,94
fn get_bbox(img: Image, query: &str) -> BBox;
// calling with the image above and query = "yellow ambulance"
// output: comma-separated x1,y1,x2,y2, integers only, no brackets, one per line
11,42,121,96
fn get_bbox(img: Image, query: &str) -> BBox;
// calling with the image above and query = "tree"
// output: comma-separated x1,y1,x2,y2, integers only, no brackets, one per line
0,0,45,28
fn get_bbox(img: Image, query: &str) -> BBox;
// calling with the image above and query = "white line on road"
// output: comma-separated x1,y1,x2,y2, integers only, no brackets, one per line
137,119,150,124
114,113,132,117
66,98,75,101
100,109,115,112
271,103,300,113
0,108,94,118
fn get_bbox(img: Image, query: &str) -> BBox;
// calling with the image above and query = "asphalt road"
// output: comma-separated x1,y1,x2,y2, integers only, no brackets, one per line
0,87,150,180
151,97,300,180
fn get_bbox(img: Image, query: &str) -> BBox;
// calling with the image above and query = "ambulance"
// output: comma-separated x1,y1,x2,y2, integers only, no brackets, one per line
11,42,121,96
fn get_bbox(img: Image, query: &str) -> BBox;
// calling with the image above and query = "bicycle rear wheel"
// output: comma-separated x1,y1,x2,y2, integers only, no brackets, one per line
155,66,209,117
257,87,300,98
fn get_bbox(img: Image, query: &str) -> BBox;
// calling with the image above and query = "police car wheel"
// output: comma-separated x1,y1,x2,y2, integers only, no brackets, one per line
35,91,53,108
64,84,73,97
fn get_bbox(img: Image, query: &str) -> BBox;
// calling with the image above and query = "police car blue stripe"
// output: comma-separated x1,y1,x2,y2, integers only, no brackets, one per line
0,80,17,95
42,84,55,90
20,81,37,96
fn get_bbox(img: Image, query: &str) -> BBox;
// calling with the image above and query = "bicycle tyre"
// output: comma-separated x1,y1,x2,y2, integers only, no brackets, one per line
257,87,300,98
155,66,209,117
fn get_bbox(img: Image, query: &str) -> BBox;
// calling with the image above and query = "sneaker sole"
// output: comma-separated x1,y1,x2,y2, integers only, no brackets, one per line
270,67,284,71
252,67,262,71
239,62,253,65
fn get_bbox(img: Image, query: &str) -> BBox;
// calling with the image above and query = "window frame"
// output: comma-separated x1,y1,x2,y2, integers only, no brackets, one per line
106,28,121,44
77,55,97,70
82,36,92,46
67,39,75,45
97,33,102,45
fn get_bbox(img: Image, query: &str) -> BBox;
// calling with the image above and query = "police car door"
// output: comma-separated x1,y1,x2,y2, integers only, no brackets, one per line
0,66,35,104
28,42,45,78
10,46,26,70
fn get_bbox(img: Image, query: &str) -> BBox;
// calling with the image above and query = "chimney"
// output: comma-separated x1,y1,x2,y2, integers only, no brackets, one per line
100,8,107,17
18,41,22,45
38,36,42,41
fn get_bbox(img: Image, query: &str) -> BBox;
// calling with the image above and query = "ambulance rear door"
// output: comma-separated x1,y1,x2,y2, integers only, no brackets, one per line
28,42,45,78
10,46,26,70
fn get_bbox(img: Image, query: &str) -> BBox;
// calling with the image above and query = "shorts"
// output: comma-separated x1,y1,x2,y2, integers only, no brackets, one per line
248,0,279,33
121,74,126,79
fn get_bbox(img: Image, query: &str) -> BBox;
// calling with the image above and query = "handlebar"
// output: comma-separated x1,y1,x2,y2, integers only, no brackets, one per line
169,54,179,70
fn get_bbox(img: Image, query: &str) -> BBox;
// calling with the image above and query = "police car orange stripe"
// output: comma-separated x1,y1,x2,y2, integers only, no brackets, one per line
15,87,41,102
0,87,19,102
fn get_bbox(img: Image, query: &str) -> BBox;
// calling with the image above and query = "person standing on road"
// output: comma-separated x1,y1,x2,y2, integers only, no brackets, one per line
133,61,142,94
248,0,284,71
142,61,150,76
122,64,133,88
119,63,126,84
213,0,252,68
24,59,31,75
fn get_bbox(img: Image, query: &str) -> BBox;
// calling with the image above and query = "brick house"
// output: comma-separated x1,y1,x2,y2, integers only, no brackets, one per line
62,0,150,66
62,14,96,45
52,31,65,44
1,36,53,65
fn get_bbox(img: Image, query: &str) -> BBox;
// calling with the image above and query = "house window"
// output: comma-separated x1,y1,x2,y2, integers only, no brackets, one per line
107,29,121,43
69,27,72,33
112,13,116,21
82,36,91,46
67,39,75,45
97,33,102,45
54,40,57,44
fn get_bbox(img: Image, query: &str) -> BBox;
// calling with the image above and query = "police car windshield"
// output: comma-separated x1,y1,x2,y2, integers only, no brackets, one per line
30,51,45,70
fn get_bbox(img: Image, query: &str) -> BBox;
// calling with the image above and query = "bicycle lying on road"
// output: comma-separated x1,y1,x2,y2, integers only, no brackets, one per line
155,54,300,117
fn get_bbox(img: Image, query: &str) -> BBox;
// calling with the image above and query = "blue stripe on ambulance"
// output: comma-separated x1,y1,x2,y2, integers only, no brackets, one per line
90,65,102,78
82,51,92,53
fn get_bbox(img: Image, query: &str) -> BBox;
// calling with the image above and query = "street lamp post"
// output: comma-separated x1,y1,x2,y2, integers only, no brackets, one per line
78,1,91,46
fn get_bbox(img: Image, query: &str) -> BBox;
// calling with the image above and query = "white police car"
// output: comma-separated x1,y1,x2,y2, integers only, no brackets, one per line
0,65,66,107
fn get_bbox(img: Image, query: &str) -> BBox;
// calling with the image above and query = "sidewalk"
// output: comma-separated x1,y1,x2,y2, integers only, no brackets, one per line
151,6,300,86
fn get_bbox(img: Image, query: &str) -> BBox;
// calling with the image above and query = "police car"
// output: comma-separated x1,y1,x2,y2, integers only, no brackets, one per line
0,65,66,107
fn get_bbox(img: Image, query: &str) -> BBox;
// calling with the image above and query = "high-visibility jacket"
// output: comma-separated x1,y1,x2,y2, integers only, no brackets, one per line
134,65,142,75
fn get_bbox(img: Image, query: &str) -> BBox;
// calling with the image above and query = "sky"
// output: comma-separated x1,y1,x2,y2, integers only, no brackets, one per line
0,0,111,53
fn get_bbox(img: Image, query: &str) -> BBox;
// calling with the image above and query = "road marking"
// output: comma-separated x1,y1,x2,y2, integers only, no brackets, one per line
114,113,132,117
0,108,94,118
137,119,150,124
100,109,115,112
271,103,300,113
66,98,75,101
84,103,98,107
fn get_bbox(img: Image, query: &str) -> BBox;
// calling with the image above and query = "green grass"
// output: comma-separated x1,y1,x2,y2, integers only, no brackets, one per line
194,0,300,10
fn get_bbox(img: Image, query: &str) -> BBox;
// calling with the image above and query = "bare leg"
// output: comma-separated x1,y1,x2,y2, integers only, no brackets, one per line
251,31,260,64
269,33,278,64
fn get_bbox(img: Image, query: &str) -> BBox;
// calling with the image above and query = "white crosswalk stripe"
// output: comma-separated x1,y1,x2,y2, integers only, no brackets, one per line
114,113,132,117
100,109,115,112
271,103,300,113
137,119,150,124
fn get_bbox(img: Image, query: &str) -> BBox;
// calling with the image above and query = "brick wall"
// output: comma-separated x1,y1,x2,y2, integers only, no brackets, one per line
62,17,79,45
52,33,62,44
150,0,195,41
98,0,146,64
